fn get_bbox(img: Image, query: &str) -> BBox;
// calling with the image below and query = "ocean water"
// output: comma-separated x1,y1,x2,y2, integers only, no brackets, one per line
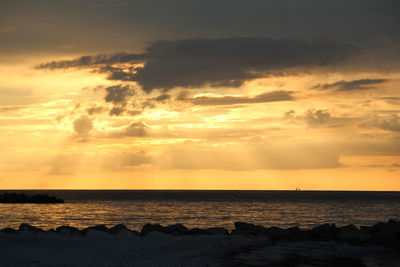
1,190,400,231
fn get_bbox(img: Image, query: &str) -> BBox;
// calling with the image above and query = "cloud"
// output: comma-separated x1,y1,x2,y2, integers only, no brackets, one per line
304,109,332,127
36,52,145,69
176,91,191,101
125,122,148,137
86,106,106,115
99,84,135,116
190,90,294,106
37,37,359,91
313,78,388,91
284,110,296,120
73,116,93,135
127,110,143,116
104,84,135,104
106,121,149,138
0,106,25,113
109,106,125,116
380,97,400,105
284,109,356,128
153,94,171,102
365,114,400,132
3,0,400,57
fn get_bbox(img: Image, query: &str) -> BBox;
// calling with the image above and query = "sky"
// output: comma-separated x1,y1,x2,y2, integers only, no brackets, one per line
1,0,400,190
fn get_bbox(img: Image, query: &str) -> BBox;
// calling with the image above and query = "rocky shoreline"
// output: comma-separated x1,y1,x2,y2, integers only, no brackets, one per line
2,219,400,247
1,220,400,266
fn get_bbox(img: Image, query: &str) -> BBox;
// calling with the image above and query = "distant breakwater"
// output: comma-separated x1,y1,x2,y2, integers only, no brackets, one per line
2,220,400,247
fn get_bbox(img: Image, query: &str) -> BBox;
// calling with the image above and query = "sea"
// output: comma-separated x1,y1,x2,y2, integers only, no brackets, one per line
1,190,400,231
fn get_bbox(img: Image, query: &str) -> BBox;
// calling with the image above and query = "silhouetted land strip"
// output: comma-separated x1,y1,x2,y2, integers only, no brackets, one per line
0,193,64,203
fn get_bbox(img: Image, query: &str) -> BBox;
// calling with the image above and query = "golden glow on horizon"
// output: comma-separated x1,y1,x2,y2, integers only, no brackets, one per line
0,56,399,190
1,169,399,191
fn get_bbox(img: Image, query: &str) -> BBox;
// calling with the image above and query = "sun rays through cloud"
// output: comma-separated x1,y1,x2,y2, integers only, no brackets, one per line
1,0,400,189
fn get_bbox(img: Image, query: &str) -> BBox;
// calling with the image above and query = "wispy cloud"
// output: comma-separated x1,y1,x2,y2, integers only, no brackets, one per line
313,78,388,91
190,90,294,106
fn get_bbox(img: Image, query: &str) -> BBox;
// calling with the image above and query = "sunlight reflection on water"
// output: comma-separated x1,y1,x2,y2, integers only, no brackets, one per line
1,197,400,230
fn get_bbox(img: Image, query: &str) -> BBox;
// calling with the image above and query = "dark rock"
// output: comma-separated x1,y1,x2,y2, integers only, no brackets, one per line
141,223,164,236
356,230,372,242
336,224,371,242
206,227,229,235
186,227,229,236
18,223,45,233
362,220,400,246
339,224,358,233
186,228,212,235
0,193,64,204
82,225,109,235
108,224,137,235
162,223,188,235
371,222,387,233
330,223,338,237
360,225,373,234
266,226,289,240
386,219,400,236
286,226,307,241
55,225,82,235
1,227,17,234
309,223,334,240
232,222,267,236
368,220,400,246
287,226,300,233
141,223,188,236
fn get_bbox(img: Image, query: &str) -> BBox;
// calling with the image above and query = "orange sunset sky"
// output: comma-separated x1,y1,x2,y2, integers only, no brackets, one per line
1,0,400,190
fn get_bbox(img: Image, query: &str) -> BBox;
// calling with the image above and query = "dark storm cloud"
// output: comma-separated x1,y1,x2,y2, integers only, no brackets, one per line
38,37,359,91
313,79,388,91
2,0,399,55
190,90,294,106
134,37,358,91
